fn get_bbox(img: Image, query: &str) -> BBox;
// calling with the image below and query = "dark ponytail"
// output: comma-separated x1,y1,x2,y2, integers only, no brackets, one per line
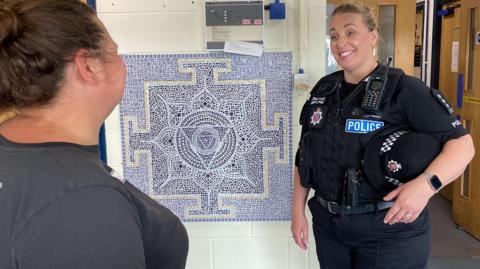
0,0,104,111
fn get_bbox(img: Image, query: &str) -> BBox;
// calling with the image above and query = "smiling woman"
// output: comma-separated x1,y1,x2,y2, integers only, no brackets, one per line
291,2,474,269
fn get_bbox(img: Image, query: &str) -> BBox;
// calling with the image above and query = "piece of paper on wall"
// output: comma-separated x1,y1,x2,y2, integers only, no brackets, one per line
224,41,263,57
451,41,459,73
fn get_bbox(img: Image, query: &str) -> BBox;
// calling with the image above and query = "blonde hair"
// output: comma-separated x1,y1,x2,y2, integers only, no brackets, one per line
331,2,378,32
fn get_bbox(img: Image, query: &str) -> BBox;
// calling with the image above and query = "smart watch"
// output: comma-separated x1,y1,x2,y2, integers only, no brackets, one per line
423,172,443,193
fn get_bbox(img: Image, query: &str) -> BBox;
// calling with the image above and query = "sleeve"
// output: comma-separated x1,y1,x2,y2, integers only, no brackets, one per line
393,76,468,143
295,99,310,168
13,187,146,269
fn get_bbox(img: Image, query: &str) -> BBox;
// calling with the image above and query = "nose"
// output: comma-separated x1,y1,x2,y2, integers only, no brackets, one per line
336,35,347,48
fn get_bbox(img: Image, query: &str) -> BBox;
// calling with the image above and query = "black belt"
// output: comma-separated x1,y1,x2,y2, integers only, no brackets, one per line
316,196,394,215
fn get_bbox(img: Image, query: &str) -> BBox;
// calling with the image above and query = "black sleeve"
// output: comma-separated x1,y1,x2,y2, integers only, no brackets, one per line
392,76,468,143
295,99,310,168
14,187,146,269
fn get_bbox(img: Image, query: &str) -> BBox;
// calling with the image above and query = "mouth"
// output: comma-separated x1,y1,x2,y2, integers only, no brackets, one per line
339,50,354,57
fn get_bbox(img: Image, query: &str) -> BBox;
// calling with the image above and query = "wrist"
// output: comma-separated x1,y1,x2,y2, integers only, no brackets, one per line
423,172,443,193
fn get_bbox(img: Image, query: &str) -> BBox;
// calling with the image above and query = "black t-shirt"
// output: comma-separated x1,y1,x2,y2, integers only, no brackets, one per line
0,136,188,269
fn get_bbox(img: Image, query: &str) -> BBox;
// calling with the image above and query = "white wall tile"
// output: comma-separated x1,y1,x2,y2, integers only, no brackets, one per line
184,222,250,239
105,105,121,131
109,165,124,177
288,240,308,269
251,221,291,237
105,129,123,167
213,239,288,269
97,0,204,13
308,238,319,269
99,13,205,53
186,239,212,269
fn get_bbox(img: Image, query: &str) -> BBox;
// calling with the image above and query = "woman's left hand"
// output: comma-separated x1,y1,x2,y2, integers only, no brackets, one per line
382,175,436,225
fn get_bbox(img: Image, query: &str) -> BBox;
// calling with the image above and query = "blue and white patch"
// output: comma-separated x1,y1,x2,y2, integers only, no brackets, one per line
345,119,384,134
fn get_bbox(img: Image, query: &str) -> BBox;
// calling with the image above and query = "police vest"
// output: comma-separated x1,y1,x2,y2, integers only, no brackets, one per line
298,66,404,202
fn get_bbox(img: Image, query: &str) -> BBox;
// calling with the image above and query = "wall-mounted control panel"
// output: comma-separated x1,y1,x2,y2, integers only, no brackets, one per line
205,1,264,50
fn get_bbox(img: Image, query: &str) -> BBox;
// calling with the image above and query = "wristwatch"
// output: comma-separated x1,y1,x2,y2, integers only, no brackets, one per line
423,172,443,193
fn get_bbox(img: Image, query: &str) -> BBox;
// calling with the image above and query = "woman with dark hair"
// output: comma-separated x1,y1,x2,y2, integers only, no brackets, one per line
0,0,188,268
291,3,474,268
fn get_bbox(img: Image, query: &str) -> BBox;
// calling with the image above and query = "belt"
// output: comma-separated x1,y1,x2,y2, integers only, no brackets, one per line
316,196,394,215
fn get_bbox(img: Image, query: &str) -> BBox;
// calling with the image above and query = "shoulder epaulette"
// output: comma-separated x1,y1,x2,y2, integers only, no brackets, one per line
310,70,343,96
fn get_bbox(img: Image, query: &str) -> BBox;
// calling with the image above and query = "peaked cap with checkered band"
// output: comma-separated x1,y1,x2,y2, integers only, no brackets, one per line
362,130,442,193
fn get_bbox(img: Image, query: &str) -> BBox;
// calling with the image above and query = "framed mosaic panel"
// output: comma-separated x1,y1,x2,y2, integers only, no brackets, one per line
120,52,292,222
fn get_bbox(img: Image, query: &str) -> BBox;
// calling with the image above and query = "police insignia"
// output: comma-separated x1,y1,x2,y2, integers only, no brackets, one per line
310,108,323,125
387,160,402,173
345,119,384,133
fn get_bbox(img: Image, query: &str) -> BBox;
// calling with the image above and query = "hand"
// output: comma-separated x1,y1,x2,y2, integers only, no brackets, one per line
291,212,309,250
383,176,436,225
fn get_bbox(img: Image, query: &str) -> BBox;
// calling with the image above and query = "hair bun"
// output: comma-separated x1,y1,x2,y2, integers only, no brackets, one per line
0,6,20,45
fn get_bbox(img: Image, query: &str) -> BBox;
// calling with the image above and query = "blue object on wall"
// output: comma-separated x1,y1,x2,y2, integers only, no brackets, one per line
269,0,285,20
87,0,96,11
457,73,464,109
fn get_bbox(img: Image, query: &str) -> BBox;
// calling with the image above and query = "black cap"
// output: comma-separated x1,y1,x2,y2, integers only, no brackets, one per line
362,130,442,192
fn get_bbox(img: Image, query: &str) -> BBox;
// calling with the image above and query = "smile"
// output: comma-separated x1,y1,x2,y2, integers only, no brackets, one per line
340,51,353,57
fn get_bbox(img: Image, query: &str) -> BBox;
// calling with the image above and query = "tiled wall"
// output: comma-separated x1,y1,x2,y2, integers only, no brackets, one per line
98,0,326,268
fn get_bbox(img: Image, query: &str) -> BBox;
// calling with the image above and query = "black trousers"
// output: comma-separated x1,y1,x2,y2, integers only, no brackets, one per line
308,197,430,269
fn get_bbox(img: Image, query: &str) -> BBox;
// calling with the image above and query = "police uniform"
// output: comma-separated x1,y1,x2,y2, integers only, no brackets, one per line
296,65,467,269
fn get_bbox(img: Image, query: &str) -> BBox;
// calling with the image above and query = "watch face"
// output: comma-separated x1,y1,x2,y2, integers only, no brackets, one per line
430,175,443,190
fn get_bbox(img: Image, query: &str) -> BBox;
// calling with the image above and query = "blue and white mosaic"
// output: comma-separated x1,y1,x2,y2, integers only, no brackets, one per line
120,53,292,221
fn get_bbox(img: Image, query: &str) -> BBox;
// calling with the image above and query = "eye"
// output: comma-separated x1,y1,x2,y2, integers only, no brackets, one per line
346,30,356,37
329,34,338,41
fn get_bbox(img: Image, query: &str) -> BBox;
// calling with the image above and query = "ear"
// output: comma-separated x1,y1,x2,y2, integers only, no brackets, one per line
73,49,103,86
370,30,379,48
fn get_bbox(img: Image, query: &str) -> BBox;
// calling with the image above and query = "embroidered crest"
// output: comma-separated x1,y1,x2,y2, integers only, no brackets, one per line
310,108,323,125
387,160,402,173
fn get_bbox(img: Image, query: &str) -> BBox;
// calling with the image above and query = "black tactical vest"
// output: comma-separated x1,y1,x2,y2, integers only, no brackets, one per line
298,66,404,202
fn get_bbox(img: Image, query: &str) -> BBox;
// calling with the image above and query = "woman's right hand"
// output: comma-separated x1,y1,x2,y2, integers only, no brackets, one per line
291,212,309,250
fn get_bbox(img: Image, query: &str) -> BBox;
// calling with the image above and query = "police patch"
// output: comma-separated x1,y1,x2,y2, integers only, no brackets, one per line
387,160,402,173
345,119,384,133
310,108,323,125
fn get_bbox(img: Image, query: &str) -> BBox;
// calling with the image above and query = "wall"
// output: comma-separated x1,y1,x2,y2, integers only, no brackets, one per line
98,1,326,268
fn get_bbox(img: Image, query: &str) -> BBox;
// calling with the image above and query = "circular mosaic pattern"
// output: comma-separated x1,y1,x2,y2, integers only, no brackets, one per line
176,110,237,170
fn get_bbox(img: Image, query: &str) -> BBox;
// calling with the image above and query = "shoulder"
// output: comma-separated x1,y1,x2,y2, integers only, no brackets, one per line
310,70,343,95
13,187,145,268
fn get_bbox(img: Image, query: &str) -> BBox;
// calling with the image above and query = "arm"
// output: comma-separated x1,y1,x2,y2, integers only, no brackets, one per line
291,166,311,250
14,187,146,269
383,134,475,224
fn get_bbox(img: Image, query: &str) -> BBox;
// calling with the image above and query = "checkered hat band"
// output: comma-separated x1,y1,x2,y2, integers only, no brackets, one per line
379,131,408,153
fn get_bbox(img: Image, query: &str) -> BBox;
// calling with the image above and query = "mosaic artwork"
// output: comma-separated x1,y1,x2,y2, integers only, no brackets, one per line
120,53,292,221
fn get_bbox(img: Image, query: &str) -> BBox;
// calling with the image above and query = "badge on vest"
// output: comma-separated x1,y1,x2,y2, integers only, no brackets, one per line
309,106,326,129
345,119,384,134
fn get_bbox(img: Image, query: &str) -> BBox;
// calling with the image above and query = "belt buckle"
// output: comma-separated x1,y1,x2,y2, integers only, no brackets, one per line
327,201,338,214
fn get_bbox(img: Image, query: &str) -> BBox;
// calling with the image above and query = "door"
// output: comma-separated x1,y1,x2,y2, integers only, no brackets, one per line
438,1,461,202
327,0,416,75
452,0,480,240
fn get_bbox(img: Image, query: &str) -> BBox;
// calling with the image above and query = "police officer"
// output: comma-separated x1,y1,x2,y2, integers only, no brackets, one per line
291,3,475,269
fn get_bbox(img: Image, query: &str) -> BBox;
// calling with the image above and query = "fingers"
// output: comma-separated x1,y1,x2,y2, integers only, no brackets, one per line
293,230,308,250
383,187,401,201
384,206,419,224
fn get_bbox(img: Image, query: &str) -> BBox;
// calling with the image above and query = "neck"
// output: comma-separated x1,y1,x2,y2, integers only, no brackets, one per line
343,58,378,84
0,104,101,146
